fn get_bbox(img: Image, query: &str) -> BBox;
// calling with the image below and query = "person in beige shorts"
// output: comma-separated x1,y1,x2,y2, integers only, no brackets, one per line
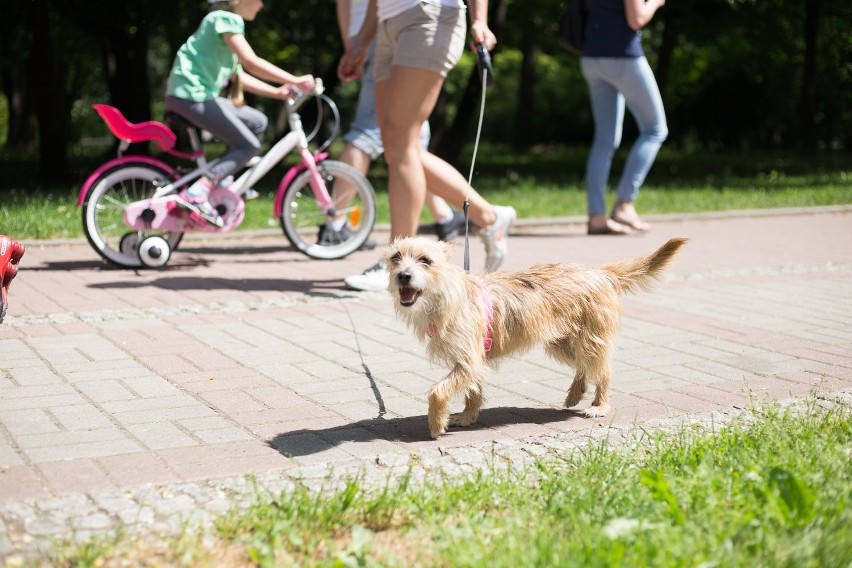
338,0,516,292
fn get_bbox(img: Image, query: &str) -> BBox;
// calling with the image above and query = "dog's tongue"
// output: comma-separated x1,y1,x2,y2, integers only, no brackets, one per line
399,287,418,304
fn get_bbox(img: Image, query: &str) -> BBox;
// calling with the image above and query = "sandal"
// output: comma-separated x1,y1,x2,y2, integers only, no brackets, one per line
587,218,633,236
611,213,651,232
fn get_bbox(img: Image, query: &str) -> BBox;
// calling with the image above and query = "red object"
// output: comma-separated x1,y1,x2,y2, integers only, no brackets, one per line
0,235,25,323
91,104,177,152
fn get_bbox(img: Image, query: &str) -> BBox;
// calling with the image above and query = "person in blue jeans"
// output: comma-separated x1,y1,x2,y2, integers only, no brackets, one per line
581,0,668,235
335,0,467,245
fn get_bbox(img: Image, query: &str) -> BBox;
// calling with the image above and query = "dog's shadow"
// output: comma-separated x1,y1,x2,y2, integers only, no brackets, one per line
267,406,592,457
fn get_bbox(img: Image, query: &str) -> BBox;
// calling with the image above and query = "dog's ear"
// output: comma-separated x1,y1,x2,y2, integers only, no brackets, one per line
383,239,401,266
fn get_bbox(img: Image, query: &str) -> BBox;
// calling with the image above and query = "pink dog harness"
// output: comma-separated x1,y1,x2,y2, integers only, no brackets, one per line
477,281,494,352
428,281,493,352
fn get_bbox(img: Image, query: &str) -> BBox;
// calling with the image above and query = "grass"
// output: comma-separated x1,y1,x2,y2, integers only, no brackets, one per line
48,398,852,567
0,146,850,240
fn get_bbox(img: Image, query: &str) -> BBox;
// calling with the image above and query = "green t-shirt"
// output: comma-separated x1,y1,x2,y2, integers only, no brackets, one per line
166,10,244,102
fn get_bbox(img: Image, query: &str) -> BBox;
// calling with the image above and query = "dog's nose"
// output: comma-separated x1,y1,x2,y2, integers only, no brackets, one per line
397,270,412,285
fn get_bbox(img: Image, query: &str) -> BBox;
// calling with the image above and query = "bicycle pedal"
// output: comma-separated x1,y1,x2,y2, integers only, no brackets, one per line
242,188,260,200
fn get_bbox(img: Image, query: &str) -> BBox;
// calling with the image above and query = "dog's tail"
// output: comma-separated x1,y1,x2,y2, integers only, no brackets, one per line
602,237,688,294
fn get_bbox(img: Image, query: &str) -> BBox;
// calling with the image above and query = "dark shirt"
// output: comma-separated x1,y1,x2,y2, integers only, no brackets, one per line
582,0,644,58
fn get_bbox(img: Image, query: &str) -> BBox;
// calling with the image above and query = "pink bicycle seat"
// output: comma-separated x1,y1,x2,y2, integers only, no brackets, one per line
93,104,177,152
0,235,25,324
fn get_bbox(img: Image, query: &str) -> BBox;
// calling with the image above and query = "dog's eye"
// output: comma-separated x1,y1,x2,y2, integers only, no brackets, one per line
418,256,433,266
389,252,401,264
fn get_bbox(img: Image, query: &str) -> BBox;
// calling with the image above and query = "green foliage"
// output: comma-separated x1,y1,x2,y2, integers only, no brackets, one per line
52,399,852,566
2,0,851,171
1,146,849,240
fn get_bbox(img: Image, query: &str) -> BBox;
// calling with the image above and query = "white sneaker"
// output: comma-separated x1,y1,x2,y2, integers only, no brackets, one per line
344,259,388,291
480,205,516,272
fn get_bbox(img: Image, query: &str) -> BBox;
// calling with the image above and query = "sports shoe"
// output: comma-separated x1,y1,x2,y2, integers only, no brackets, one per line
480,205,516,272
434,210,470,242
344,259,388,291
175,193,224,227
241,188,260,200
317,224,377,250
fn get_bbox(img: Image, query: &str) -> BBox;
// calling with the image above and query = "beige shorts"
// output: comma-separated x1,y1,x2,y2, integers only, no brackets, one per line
373,2,467,82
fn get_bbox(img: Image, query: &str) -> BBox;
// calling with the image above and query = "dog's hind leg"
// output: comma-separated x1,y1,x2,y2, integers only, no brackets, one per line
581,358,612,417
565,370,587,409
545,340,586,409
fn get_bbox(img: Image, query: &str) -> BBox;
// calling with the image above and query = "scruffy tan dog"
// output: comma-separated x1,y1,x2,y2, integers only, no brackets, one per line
385,236,688,439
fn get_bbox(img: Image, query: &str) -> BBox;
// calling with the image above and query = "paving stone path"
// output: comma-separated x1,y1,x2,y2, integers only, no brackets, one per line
1,207,850,560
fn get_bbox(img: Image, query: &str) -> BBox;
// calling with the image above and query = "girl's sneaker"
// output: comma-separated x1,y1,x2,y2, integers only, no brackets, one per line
176,178,224,227
175,193,224,227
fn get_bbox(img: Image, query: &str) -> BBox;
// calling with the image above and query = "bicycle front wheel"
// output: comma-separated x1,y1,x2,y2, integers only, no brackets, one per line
279,160,377,260
81,163,184,268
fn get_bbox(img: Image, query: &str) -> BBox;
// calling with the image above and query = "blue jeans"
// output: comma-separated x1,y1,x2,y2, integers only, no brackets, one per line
581,56,668,216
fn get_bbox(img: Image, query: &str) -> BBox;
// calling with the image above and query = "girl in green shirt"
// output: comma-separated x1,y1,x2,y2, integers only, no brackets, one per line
165,0,315,226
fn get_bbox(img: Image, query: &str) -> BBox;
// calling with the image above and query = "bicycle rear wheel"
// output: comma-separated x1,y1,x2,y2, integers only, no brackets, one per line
81,163,184,268
279,160,377,260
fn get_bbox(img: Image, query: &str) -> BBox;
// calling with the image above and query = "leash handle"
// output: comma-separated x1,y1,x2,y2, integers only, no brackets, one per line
474,42,495,88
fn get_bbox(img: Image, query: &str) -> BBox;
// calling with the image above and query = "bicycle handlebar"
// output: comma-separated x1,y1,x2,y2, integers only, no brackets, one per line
286,78,324,113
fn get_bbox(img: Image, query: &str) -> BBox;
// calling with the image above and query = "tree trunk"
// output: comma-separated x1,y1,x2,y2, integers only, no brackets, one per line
654,0,679,99
29,0,70,183
102,19,151,125
797,0,820,149
1,69,36,151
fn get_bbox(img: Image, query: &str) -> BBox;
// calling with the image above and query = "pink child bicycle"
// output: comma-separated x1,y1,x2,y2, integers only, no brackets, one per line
77,80,376,268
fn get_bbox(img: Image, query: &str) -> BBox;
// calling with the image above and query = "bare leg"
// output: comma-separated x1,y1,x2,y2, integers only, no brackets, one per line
336,140,453,226
376,66,445,240
421,152,496,229
333,142,372,209
425,193,454,222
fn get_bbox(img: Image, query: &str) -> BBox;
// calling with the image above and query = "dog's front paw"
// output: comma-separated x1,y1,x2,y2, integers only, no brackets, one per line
429,422,447,439
564,393,583,408
428,412,449,439
583,404,610,418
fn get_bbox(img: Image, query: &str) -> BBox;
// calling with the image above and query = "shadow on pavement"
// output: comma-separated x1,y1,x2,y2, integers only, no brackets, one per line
88,276,350,294
176,244,296,256
267,406,587,456
24,260,135,271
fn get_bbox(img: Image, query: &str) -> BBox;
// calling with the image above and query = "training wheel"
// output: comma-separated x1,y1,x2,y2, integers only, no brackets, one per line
137,235,171,268
119,232,141,257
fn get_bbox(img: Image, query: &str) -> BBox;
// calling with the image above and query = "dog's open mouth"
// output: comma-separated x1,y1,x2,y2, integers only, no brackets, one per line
398,286,421,307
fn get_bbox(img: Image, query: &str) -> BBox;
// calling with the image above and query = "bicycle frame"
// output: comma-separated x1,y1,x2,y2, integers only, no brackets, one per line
76,86,335,218
78,80,376,267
